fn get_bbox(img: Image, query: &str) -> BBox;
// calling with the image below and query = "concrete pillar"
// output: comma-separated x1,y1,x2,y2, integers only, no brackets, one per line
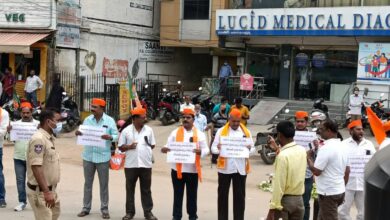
279,45,292,99
212,56,219,77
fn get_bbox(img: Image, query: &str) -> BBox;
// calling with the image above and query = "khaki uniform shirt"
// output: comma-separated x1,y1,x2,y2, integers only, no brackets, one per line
27,128,60,186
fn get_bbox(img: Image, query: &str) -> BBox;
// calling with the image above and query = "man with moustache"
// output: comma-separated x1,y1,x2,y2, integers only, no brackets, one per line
161,108,209,220
118,107,157,220
338,120,375,220
211,109,255,220
8,102,39,211
76,98,118,219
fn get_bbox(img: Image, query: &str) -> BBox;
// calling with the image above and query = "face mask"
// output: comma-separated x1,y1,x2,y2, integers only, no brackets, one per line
50,120,62,134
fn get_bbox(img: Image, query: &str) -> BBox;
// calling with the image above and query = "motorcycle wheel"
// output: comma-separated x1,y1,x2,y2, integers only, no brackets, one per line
147,107,156,120
161,117,169,126
174,116,180,122
260,146,275,165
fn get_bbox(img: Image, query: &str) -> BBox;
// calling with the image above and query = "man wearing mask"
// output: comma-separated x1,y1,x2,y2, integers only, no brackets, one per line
24,70,43,107
194,104,208,132
230,98,250,126
338,120,375,220
8,102,39,211
0,101,9,208
266,121,307,220
180,96,195,113
76,98,118,219
119,107,157,220
26,108,61,220
219,61,233,97
349,87,364,120
161,108,209,220
211,109,255,220
307,120,350,220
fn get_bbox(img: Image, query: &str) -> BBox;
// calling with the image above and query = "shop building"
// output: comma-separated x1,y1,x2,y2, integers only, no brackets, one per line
216,1,390,102
0,0,56,102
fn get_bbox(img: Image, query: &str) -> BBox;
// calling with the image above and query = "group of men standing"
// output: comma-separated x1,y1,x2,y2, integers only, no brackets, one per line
266,110,375,220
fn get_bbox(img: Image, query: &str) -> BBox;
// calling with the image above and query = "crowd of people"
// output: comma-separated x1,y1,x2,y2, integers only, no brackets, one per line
0,92,385,220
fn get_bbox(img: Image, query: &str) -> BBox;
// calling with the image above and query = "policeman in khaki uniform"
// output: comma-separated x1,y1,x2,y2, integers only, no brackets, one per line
27,108,62,220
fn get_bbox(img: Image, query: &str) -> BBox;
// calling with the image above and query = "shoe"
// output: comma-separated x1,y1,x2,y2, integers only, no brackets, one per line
102,212,110,219
145,212,158,220
14,202,26,211
77,211,90,217
122,214,134,220
0,201,7,208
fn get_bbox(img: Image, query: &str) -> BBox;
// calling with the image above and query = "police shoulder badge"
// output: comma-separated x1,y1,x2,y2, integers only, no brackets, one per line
34,144,43,154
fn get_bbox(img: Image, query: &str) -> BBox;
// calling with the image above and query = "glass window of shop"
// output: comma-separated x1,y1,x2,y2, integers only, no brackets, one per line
183,0,210,19
293,50,357,100
229,0,390,8
246,47,280,97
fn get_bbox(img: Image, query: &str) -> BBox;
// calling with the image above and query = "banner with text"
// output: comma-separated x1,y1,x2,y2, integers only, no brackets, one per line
10,122,38,141
77,125,106,147
167,142,196,164
220,137,251,158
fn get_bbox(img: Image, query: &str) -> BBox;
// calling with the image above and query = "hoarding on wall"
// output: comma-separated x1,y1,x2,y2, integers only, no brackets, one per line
82,0,154,28
57,1,81,26
216,6,390,36
0,0,54,29
102,57,129,79
357,43,390,83
138,41,174,62
57,25,80,48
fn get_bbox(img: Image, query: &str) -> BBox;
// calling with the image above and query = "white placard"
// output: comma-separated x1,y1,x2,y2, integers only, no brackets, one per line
294,131,317,150
220,137,251,158
167,142,196,164
77,125,106,147
10,122,38,141
349,155,372,177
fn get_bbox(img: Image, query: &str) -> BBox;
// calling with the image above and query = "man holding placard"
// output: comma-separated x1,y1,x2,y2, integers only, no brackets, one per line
161,108,209,220
8,102,39,211
76,98,118,219
338,120,375,220
211,109,254,220
0,103,9,208
118,107,157,220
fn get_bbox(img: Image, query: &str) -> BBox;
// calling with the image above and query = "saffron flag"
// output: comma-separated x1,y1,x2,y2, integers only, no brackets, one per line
367,107,386,145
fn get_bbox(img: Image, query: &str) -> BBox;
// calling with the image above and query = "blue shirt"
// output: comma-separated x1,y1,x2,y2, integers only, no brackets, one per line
212,103,231,115
194,113,208,132
219,64,233,78
82,113,119,163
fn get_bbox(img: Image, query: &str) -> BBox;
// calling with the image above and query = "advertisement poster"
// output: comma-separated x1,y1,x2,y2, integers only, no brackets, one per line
358,43,390,82
102,58,129,79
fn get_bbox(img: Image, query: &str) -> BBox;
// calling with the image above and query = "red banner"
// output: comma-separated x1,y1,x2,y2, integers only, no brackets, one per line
240,73,254,91
102,58,128,78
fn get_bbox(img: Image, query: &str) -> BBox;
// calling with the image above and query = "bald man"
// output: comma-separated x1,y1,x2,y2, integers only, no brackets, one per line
211,109,255,220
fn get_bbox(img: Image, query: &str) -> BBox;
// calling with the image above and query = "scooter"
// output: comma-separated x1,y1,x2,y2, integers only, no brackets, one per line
61,92,81,132
157,89,181,125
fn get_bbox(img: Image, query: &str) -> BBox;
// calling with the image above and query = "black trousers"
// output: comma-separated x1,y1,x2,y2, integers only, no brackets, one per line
171,169,198,220
218,173,247,220
125,168,153,216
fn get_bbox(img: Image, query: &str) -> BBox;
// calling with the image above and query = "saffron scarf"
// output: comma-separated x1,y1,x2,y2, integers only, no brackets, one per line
175,126,202,182
217,122,251,174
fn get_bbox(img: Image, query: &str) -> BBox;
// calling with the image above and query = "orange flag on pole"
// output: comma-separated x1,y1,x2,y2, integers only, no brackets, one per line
366,107,386,145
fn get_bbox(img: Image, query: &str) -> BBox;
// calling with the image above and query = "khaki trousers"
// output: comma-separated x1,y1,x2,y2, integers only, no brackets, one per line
27,187,60,220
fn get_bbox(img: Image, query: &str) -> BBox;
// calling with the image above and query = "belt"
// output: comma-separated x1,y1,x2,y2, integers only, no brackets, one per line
27,182,55,192
283,194,302,197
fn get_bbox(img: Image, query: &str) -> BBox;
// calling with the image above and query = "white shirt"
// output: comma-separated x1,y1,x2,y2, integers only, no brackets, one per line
0,108,9,148
180,103,195,112
211,126,255,175
118,125,156,168
379,137,390,150
314,138,349,196
166,127,209,173
24,75,43,93
342,137,375,191
194,113,207,132
349,94,363,115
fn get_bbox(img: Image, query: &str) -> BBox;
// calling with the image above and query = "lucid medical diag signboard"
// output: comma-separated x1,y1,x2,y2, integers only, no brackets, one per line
216,6,390,36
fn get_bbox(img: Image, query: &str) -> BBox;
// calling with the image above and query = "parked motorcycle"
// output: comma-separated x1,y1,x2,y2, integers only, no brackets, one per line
255,125,277,165
157,90,181,125
313,98,329,118
2,99,21,121
61,92,81,132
